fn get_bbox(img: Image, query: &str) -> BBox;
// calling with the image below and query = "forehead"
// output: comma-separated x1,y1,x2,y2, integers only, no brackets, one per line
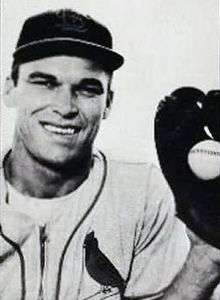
18,55,109,81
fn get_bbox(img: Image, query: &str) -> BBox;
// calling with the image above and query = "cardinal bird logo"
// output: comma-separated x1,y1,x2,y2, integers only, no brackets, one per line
83,231,126,296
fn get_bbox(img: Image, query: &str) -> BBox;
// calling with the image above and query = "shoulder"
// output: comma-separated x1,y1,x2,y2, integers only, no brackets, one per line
99,150,173,214
105,152,170,196
105,151,160,180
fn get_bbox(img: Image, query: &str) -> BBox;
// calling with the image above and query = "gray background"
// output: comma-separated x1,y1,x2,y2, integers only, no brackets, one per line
1,0,219,164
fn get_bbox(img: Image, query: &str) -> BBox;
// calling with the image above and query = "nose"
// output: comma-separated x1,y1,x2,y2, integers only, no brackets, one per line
53,85,79,118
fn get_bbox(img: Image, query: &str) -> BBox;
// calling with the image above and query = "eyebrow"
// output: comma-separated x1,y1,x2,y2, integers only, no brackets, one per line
28,72,104,91
28,72,57,81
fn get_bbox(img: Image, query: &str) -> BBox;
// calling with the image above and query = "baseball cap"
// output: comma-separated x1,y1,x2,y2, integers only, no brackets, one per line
13,9,124,71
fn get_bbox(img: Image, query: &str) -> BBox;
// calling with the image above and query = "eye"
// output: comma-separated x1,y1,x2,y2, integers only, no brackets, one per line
28,80,59,90
77,86,103,97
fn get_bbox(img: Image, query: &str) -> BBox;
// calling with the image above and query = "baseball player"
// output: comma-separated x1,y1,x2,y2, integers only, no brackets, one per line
1,8,219,300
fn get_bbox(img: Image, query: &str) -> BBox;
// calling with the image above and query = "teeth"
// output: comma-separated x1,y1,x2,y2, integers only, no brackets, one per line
43,124,76,135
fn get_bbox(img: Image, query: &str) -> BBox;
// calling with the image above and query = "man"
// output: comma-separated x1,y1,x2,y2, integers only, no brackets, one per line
0,8,219,300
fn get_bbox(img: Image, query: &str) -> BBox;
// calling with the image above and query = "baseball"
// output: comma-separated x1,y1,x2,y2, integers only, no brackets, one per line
188,140,220,180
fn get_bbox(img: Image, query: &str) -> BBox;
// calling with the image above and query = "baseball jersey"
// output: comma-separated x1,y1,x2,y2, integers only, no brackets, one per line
0,150,190,299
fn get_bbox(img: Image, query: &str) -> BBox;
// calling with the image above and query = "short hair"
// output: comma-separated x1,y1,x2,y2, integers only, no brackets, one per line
11,62,19,86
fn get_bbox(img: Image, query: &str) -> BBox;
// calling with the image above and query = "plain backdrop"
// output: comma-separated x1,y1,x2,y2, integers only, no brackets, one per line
1,0,219,164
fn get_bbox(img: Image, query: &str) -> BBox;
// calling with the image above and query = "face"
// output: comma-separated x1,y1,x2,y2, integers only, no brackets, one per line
6,56,112,166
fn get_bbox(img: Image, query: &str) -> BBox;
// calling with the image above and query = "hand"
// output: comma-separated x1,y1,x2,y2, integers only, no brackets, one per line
154,87,220,249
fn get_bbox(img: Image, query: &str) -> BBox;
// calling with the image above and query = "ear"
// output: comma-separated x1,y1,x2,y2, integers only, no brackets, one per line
103,90,114,119
4,77,17,107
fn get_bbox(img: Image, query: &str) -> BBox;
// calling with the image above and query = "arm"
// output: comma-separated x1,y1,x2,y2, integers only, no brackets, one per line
162,230,220,300
124,166,191,299
154,88,220,299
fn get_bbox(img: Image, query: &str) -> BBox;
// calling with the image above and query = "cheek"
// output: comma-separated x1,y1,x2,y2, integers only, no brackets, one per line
87,106,105,127
14,87,51,110
16,105,39,136
16,109,31,134
81,98,106,121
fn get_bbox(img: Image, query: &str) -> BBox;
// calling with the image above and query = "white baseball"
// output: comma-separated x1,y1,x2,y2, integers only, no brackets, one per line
188,140,220,180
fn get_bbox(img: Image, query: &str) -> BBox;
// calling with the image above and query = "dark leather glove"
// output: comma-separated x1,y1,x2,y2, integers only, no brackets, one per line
154,87,220,249
203,90,220,140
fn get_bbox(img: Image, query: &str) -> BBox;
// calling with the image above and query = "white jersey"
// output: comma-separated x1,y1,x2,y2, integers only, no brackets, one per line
0,150,189,299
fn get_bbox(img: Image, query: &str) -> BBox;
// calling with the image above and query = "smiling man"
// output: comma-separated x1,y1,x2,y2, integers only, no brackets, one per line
6,55,112,198
2,8,219,300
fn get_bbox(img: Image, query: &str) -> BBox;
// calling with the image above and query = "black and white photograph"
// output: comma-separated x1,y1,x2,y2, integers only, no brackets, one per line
0,1,220,299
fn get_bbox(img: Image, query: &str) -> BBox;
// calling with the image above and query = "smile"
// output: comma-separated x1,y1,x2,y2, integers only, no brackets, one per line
42,123,80,136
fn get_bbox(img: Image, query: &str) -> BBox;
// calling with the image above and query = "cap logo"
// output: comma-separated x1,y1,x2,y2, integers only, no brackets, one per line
55,10,88,33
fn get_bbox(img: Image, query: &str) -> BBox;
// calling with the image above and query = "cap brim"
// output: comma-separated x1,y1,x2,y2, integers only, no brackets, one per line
13,38,124,71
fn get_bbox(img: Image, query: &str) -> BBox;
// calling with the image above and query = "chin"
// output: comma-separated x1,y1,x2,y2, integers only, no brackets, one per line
39,151,77,167
34,145,92,170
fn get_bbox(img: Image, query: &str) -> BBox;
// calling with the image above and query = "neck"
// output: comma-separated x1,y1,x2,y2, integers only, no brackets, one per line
5,144,93,198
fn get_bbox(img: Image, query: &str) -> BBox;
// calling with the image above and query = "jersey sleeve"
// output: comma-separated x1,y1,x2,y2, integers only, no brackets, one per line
124,165,190,299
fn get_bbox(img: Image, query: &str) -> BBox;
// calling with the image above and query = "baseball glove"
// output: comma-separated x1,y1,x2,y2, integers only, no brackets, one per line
154,87,220,248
